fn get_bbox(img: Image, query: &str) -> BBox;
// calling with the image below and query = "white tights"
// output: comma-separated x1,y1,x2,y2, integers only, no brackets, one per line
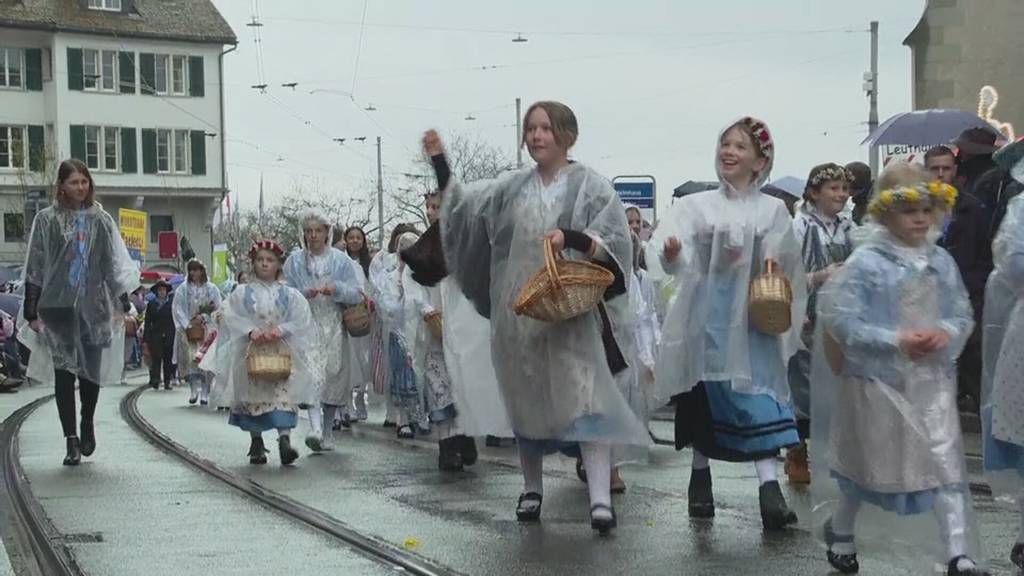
518,442,613,519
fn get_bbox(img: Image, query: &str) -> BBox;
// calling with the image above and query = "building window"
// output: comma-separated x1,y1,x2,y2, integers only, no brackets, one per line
0,126,26,169
82,48,117,92
3,213,25,243
103,126,119,171
87,0,122,11
171,55,187,95
83,125,119,172
153,54,168,94
0,48,23,89
149,214,174,243
156,128,189,174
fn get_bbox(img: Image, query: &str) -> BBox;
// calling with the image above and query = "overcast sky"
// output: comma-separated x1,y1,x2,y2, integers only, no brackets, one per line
212,0,925,216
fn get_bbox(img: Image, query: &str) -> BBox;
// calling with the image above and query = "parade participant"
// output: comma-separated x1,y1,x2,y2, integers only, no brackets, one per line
981,140,1024,572
172,259,221,406
785,162,855,484
20,158,139,466
811,163,987,576
651,117,805,531
283,210,363,452
144,279,176,390
846,161,873,226
341,225,373,423
213,240,314,467
409,100,649,535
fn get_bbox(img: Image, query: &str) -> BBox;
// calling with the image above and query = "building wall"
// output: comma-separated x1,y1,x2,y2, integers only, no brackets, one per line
908,0,1024,133
99,193,218,270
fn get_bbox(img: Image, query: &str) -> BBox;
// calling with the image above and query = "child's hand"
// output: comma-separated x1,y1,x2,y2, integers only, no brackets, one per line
264,327,283,342
898,330,930,360
320,283,336,296
304,288,320,299
250,330,264,343
545,230,565,253
918,329,950,353
664,236,682,262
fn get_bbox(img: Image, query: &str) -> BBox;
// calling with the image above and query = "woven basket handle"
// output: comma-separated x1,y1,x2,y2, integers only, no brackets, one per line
543,237,563,291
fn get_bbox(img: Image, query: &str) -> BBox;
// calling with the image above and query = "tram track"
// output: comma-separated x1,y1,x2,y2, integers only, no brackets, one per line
120,385,465,576
0,394,86,576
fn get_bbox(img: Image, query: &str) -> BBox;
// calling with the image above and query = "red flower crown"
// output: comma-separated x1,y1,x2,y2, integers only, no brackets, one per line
740,116,774,159
250,239,285,259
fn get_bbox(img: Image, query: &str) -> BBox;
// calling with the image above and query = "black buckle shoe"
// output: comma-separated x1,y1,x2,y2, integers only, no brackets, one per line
456,435,478,466
278,436,299,466
1012,543,1024,572
824,519,859,574
590,504,617,536
79,420,96,457
947,555,989,576
63,437,81,466
248,436,268,465
759,480,798,530
438,437,463,471
149,381,159,390
687,467,715,518
397,425,414,439
516,492,542,522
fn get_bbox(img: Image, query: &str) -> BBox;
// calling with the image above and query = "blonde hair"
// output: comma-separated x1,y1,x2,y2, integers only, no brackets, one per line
876,162,929,192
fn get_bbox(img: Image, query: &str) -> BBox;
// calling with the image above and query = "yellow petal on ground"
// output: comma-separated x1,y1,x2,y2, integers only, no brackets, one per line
403,537,422,550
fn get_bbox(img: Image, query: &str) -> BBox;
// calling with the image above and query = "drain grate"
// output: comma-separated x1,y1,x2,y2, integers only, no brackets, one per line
63,532,103,543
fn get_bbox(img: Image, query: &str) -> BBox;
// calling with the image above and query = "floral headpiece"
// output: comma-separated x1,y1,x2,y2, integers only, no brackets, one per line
739,116,774,160
808,165,855,188
250,239,285,259
867,181,958,218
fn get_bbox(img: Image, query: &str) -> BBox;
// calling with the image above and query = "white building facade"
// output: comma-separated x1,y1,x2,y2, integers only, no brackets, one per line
0,0,236,271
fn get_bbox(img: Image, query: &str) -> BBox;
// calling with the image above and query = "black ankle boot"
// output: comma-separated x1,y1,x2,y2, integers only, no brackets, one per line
79,420,96,457
438,437,463,471
63,437,81,466
278,436,299,466
456,435,478,466
688,467,715,518
1012,543,1024,572
248,436,268,465
759,480,798,530
946,555,989,576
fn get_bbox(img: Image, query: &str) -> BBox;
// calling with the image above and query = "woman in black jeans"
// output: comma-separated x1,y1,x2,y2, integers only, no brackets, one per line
22,159,139,465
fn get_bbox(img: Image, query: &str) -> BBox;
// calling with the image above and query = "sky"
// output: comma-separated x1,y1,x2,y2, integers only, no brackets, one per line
212,0,926,217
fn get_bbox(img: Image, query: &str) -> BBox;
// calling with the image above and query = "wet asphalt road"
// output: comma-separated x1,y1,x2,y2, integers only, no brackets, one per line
4,373,1023,575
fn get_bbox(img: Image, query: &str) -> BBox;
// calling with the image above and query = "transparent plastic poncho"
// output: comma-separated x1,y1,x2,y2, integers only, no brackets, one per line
172,279,221,376
18,205,139,385
809,224,983,572
438,163,649,446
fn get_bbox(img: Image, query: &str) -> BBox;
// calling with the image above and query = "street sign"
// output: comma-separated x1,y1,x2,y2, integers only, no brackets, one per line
613,176,657,225
118,208,148,264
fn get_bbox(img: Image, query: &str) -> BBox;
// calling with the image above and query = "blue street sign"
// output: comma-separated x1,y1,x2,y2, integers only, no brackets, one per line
614,181,655,208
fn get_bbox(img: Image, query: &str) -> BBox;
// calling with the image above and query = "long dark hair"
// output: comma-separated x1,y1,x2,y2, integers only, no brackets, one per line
186,259,209,285
344,226,371,276
55,158,96,208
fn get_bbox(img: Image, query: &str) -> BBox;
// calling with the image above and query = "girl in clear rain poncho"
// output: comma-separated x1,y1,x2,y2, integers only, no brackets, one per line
20,159,140,466
810,163,987,576
213,240,314,467
283,210,363,453
407,101,649,535
173,258,221,406
651,117,806,531
981,140,1024,573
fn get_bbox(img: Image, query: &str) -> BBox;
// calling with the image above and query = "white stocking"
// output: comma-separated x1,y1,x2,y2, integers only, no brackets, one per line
581,442,612,520
691,449,710,470
754,458,778,485
934,490,971,564
518,443,544,496
306,406,323,437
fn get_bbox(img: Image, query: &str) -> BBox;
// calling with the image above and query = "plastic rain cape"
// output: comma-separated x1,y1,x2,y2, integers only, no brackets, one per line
982,194,1024,493
18,205,139,385
809,223,983,572
438,162,648,446
649,121,806,404
171,280,221,375
338,254,372,403
209,280,316,410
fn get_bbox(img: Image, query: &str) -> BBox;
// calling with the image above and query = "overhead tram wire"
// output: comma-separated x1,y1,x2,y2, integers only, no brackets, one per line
349,0,369,97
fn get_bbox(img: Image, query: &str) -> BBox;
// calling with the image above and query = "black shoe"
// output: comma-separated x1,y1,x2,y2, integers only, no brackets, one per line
687,467,715,518
79,420,96,457
248,436,268,465
575,456,588,484
397,425,414,439
590,504,617,536
456,435,478,466
759,480,798,531
150,381,160,390
1012,543,1024,572
946,555,989,576
163,383,172,391
383,420,397,428
63,437,81,466
824,518,859,574
515,492,542,522
332,419,342,431
438,437,463,471
485,435,515,447
200,399,209,406
278,436,299,466
341,413,353,429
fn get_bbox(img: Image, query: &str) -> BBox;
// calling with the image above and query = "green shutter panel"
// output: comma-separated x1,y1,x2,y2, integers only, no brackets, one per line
25,49,43,91
120,127,137,173
190,131,206,175
69,125,86,162
27,125,45,172
188,56,204,97
139,53,155,95
67,48,83,91
119,51,136,94
141,129,157,174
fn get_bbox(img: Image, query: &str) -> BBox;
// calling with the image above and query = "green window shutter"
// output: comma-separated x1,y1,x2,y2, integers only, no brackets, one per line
190,130,206,175
67,48,83,91
25,49,43,91
188,55,204,97
141,129,157,174
119,51,136,94
69,125,86,162
120,127,137,173
27,125,45,172
139,53,155,95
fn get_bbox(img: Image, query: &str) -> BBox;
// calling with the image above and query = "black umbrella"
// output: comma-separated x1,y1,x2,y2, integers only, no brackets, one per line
0,294,21,318
673,181,718,197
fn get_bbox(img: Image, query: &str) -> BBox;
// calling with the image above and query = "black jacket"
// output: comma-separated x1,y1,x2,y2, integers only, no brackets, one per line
938,191,991,322
144,296,176,347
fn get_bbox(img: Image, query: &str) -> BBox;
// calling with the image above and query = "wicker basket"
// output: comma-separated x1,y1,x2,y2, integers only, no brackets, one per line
748,259,793,335
513,237,615,322
246,343,292,382
424,311,443,340
185,324,205,343
823,329,844,375
342,302,372,337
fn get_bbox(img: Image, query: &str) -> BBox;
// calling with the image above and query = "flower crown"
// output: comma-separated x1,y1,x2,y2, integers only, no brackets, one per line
739,116,774,160
250,239,284,259
808,165,855,188
867,181,958,218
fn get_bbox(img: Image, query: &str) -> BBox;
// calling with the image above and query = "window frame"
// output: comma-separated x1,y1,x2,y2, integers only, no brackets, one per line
170,55,187,96
83,125,120,173
148,214,174,244
0,48,25,90
155,128,190,174
0,126,27,170
82,48,118,93
87,0,123,11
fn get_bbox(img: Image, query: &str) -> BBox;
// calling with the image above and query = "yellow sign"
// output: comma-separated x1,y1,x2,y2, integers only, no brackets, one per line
118,208,148,259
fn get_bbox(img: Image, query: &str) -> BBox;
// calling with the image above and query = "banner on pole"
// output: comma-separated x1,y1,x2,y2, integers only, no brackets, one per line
118,208,148,264
211,243,230,286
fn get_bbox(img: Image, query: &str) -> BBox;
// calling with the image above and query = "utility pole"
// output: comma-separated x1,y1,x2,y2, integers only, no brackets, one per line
515,97,523,168
868,20,880,179
376,136,384,250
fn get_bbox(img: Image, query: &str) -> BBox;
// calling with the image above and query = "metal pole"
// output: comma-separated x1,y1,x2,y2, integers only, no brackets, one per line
868,20,880,179
515,97,523,168
376,136,384,250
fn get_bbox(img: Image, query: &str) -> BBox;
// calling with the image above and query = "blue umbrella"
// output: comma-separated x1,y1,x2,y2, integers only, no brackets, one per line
763,176,806,199
862,109,1001,147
